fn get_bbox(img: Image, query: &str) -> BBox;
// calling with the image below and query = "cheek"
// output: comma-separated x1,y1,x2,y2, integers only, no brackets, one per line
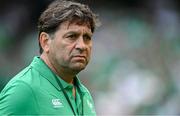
61,45,74,60
89,43,92,52
89,46,92,52
87,45,92,56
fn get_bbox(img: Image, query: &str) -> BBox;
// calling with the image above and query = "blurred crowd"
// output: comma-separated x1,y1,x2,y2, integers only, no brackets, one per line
0,0,180,115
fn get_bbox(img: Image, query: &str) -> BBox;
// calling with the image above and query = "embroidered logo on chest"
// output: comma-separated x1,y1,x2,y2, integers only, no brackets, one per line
52,99,64,108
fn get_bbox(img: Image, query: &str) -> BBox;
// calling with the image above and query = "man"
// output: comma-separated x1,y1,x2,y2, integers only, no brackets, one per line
0,0,100,115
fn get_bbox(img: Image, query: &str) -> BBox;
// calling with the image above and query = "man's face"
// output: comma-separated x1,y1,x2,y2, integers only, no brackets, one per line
47,21,93,73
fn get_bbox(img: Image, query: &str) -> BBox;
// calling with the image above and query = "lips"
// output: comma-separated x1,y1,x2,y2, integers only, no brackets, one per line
73,55,86,58
72,55,86,61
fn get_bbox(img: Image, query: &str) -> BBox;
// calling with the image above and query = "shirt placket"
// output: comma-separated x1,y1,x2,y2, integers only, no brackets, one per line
66,86,78,115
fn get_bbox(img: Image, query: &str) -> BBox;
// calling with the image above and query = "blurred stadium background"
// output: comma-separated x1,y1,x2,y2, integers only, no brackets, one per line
0,0,180,115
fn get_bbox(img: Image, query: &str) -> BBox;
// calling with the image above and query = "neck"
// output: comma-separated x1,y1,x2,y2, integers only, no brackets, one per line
40,54,75,84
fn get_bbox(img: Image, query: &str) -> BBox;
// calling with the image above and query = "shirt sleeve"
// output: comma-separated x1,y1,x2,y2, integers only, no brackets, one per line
0,80,39,115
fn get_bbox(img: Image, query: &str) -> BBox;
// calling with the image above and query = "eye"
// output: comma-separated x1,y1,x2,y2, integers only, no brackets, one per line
83,34,92,41
67,34,77,40
65,34,79,43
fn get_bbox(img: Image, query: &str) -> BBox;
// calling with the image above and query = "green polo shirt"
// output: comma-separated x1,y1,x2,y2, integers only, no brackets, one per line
0,56,96,115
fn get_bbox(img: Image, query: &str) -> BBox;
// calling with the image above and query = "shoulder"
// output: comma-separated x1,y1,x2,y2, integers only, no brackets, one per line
0,67,39,115
0,80,39,115
1,80,36,103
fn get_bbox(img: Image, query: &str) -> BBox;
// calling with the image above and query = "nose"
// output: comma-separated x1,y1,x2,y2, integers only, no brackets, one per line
75,37,86,51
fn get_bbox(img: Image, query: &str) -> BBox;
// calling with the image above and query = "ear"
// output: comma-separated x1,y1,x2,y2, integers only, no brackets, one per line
39,32,51,53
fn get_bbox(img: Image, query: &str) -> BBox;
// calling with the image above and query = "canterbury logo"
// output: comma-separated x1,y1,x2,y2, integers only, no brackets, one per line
52,99,64,108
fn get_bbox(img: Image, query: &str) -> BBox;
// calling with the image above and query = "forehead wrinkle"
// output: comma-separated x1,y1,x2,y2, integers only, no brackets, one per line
57,21,92,36
68,26,92,36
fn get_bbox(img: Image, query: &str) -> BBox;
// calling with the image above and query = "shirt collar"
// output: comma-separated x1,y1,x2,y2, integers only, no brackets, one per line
30,56,87,93
74,77,87,93
30,56,62,91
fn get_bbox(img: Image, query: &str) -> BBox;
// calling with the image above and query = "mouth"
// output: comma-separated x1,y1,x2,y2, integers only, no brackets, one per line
73,55,86,58
72,55,86,62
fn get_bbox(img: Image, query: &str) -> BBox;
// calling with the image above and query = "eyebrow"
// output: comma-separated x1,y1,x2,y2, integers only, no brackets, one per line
83,33,92,38
64,31,92,37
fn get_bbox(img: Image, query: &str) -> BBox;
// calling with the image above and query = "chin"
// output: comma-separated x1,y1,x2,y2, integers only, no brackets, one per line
73,66,86,71
71,64,86,72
